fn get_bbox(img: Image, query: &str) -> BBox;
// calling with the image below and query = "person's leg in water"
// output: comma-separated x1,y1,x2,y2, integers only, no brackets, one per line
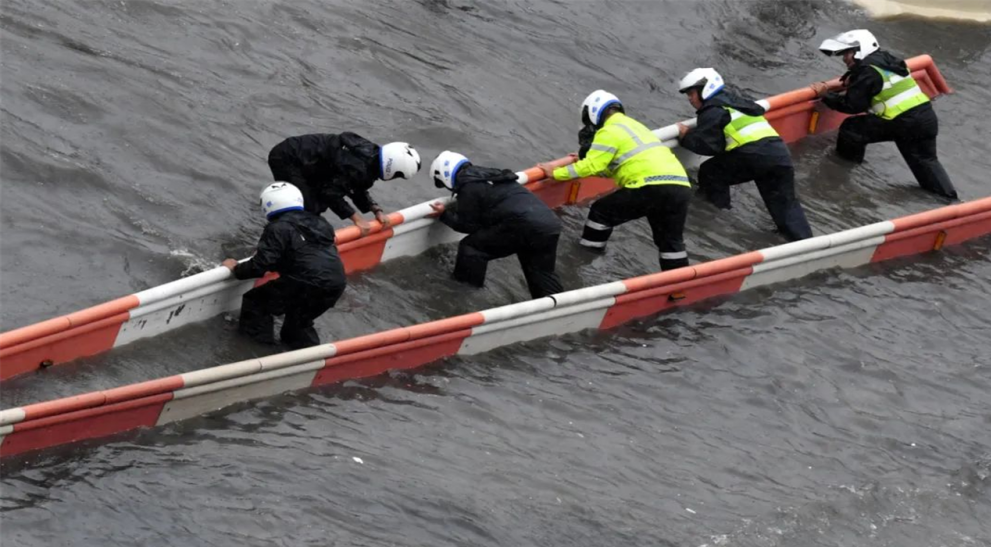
645,184,692,271
452,226,517,287
238,279,289,345
579,188,652,250
280,282,346,350
753,165,813,241
517,232,564,298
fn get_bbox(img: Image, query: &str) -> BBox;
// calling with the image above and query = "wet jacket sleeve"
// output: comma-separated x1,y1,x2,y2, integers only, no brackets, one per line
439,186,483,234
233,223,291,280
348,186,381,215
822,68,883,115
552,126,617,181
320,179,357,220
336,132,381,215
679,108,731,156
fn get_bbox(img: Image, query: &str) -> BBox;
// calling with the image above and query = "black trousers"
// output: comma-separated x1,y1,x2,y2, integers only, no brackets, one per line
836,105,957,199
454,226,564,299
697,153,813,242
268,144,324,214
581,184,692,271
239,278,345,350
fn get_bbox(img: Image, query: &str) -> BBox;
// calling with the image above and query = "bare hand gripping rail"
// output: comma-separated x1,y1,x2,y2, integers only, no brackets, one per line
1,195,989,457
0,56,952,381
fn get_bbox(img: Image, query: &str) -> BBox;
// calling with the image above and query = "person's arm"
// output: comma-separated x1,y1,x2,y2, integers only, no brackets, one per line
438,186,483,233
678,108,730,156
822,68,882,114
349,185,380,215
227,224,290,280
320,179,357,221
551,127,618,181
347,182,391,230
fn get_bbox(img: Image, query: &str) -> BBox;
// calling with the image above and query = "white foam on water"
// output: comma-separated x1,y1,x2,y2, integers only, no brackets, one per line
850,0,991,22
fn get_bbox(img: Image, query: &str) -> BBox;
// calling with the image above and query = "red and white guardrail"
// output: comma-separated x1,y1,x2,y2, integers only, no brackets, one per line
0,55,953,381
2,193,988,458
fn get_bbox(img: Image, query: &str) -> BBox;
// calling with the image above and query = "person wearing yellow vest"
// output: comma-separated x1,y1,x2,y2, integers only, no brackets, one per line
676,68,813,242
537,90,692,271
810,29,957,199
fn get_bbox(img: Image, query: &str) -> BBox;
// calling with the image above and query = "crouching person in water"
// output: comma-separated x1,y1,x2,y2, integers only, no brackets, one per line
428,151,564,299
676,68,813,242
222,182,346,349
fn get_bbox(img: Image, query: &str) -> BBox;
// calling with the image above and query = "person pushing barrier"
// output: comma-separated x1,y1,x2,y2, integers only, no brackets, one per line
222,182,347,350
810,29,957,200
267,132,422,236
428,151,564,299
676,68,813,242
539,90,693,272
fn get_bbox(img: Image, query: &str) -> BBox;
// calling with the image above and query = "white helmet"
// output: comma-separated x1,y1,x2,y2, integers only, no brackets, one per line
430,151,470,191
581,90,623,126
819,29,879,60
678,68,725,101
260,182,304,219
380,142,422,180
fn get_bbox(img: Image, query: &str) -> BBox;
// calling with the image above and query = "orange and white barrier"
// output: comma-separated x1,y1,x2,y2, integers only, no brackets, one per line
2,195,989,457
0,55,952,381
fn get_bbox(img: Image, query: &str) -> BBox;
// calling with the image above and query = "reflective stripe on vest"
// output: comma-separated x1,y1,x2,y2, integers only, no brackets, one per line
869,66,930,120
722,108,779,152
607,118,689,189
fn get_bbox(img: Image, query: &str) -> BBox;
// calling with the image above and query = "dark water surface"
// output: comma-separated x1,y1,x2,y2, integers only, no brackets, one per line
2,1,989,545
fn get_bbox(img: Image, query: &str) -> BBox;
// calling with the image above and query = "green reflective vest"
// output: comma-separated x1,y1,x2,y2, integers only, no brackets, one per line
722,107,779,151
870,66,930,121
552,113,689,189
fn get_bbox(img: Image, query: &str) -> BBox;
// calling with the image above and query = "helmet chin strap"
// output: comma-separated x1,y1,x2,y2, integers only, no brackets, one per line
379,146,386,180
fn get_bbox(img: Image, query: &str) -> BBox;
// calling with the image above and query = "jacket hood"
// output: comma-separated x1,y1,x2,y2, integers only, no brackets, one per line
454,165,519,191
699,89,766,116
859,50,909,77
274,210,336,246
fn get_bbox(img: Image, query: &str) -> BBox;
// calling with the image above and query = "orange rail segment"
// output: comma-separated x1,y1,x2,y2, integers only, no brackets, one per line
600,269,754,331
692,251,764,279
405,312,486,341
18,376,185,422
621,267,698,294
102,376,187,405
19,392,108,423
1,394,174,457
0,313,129,380
891,197,991,231
64,296,141,328
0,295,139,349
0,317,71,349
0,313,130,358
329,327,412,357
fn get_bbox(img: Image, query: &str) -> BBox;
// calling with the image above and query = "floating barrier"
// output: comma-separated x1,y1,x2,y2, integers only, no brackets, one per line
0,55,953,381
2,195,989,457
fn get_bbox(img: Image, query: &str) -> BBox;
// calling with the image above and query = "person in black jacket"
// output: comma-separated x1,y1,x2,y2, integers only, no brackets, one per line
267,133,422,235
222,182,346,350
810,29,957,199
676,68,813,241
427,151,563,299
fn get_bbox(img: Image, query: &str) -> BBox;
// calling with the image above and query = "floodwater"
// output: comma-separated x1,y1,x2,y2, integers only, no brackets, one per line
1,1,989,545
